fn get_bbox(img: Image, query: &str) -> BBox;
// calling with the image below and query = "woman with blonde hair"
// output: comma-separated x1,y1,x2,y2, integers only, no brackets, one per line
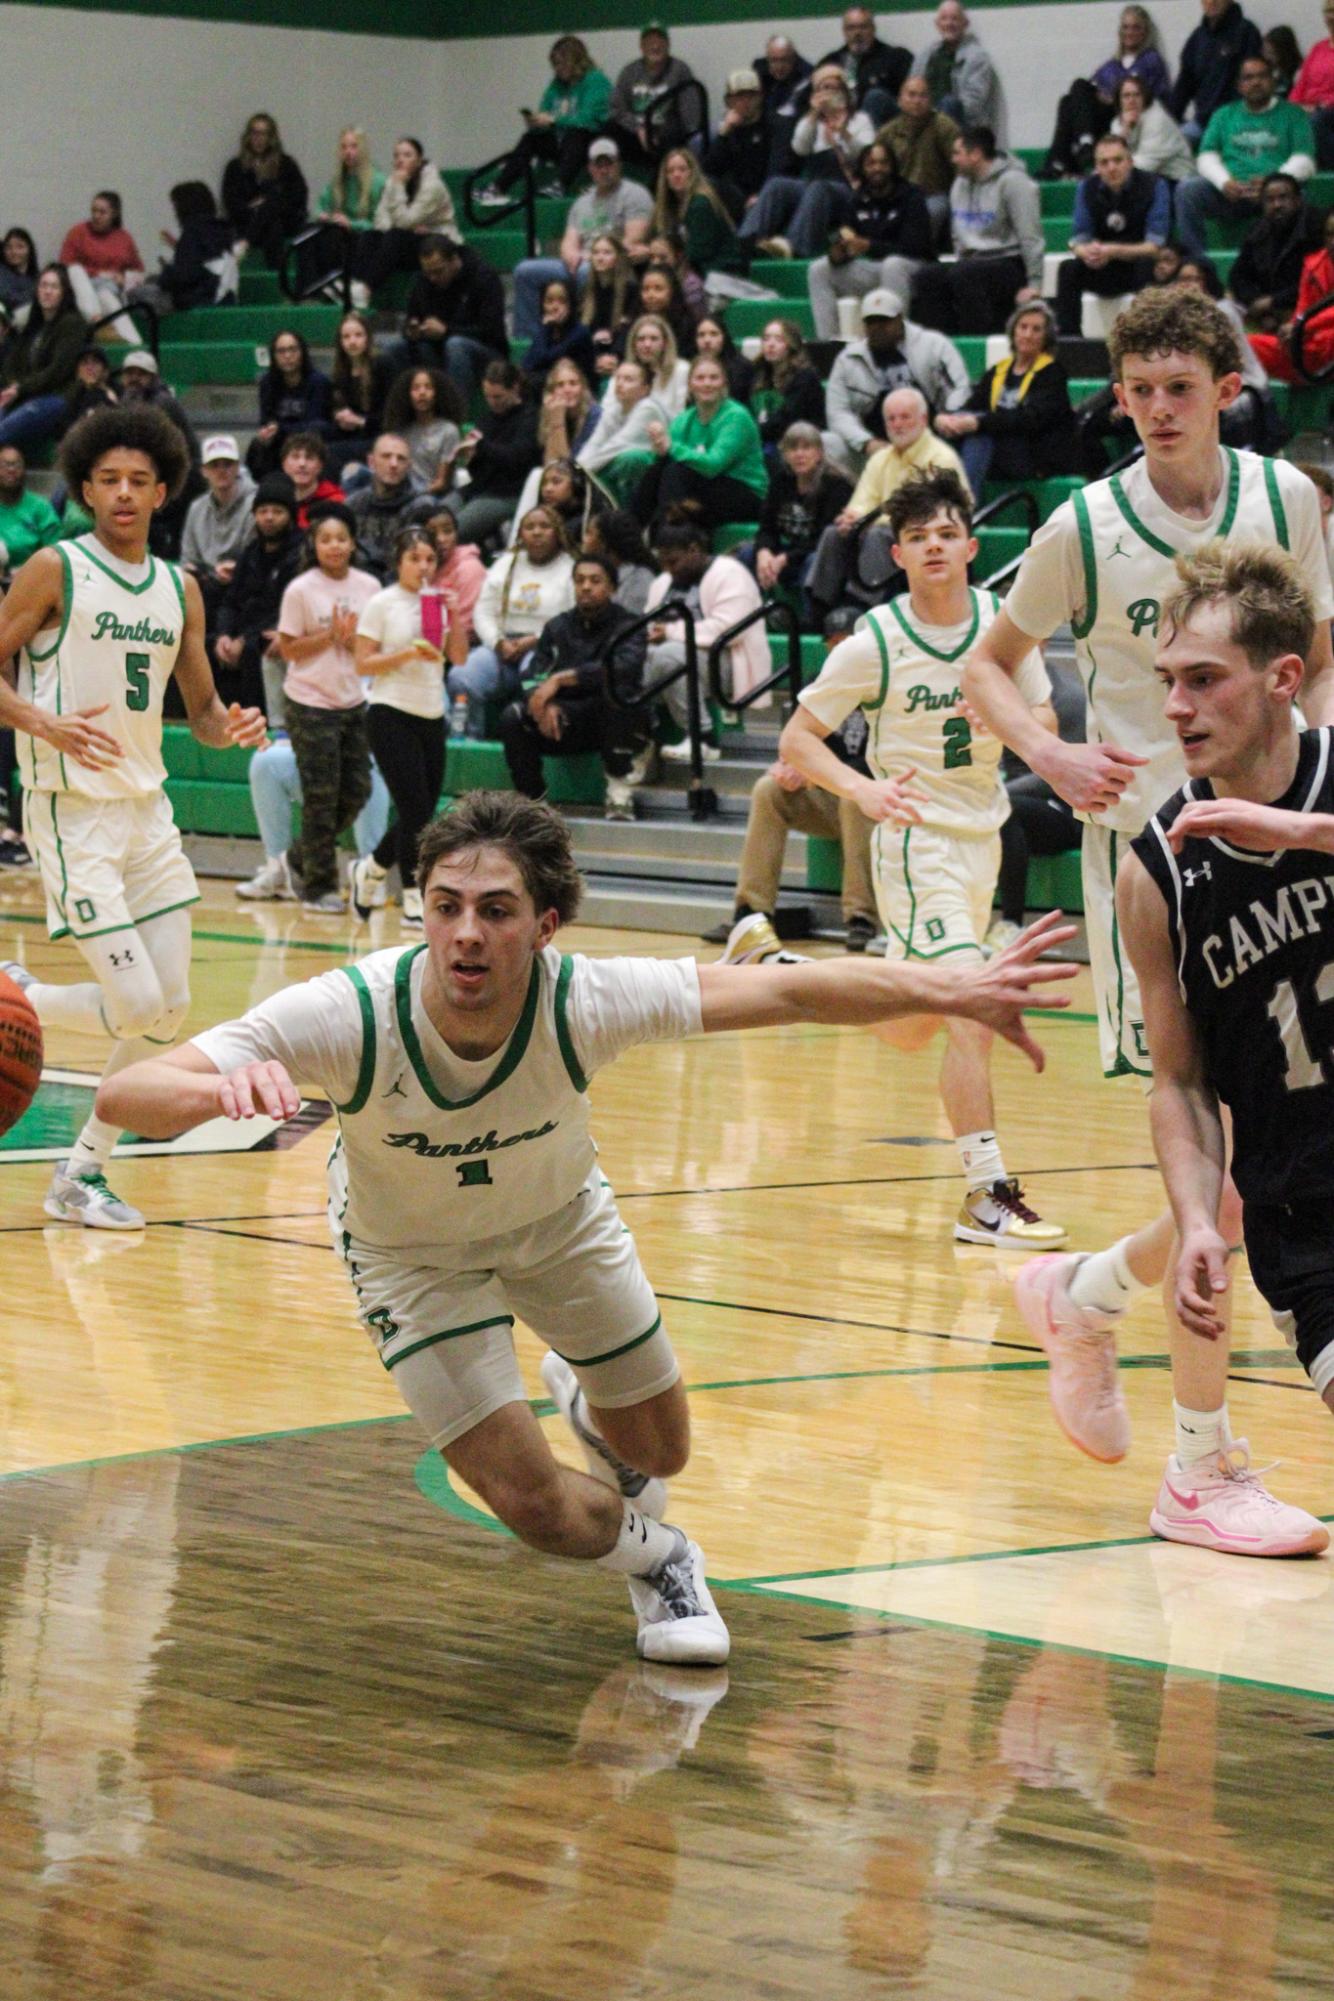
486,34,613,200
578,233,640,378
222,110,309,267
315,128,386,233
1042,4,1172,176
652,149,739,273
747,317,825,454
624,311,690,416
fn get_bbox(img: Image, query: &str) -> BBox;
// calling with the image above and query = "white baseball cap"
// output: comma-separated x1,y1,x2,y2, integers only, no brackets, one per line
120,347,159,374
860,289,905,320
202,434,240,463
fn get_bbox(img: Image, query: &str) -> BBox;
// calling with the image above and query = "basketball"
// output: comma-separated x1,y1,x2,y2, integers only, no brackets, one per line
0,970,42,1136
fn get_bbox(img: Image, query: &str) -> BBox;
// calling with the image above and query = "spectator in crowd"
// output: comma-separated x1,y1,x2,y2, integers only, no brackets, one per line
585,506,657,614
1228,169,1326,334
748,320,826,455
694,314,753,402
808,386,967,614
447,504,576,735
510,456,609,552
354,138,459,294
327,310,395,478
1042,6,1172,177
58,191,143,340
740,69,876,261
579,233,640,380
314,127,387,239
635,262,697,358
447,360,540,546
988,667,1085,953
63,346,117,427
236,686,389,904
486,36,613,200
512,139,654,344
714,609,877,956
636,353,768,530
653,151,741,274
1175,52,1315,255
498,550,651,819
380,367,465,495
1053,134,1170,335
180,434,255,623
222,111,308,267
1291,0,1334,166
1174,249,1281,446
791,60,878,170
876,74,960,239
280,431,344,534
911,1,1000,127
755,35,813,119
704,69,777,221
213,472,302,717
577,355,669,503
345,431,433,574
0,229,38,319
524,277,599,387
389,236,506,401
1111,74,1196,180
424,505,487,637
351,526,466,928
1170,0,1263,141
128,182,236,316
807,139,936,336
0,444,60,569
644,510,770,760
275,502,378,913
532,356,602,482
824,287,971,479
751,422,854,622
1247,203,1334,377
934,301,1078,486
814,8,913,126
0,265,85,453
608,23,700,175
1263,25,1303,93
246,329,332,478
114,346,201,555
621,312,691,417
912,127,1043,336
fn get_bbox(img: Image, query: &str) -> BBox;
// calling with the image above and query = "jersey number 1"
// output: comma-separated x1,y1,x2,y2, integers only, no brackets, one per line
1267,964,1334,1090
125,651,150,712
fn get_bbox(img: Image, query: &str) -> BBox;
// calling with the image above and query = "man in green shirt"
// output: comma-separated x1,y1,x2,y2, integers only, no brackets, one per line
1176,52,1315,255
0,444,60,578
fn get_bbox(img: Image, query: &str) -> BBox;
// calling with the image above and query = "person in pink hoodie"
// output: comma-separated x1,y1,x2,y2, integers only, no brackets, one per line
425,506,487,641
644,509,771,761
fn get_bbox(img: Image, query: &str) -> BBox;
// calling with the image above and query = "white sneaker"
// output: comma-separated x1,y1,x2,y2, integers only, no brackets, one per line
349,280,372,309
718,912,809,966
236,855,296,902
628,1534,731,1664
400,885,424,930
0,958,36,996
955,1178,1067,1249
475,184,512,207
660,736,721,764
44,1161,144,1230
350,853,388,920
983,917,1022,958
540,1351,667,1520
604,775,636,821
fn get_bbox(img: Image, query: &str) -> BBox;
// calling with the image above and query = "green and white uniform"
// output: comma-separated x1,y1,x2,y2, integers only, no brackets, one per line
18,535,197,940
1006,447,1334,1075
799,587,1050,959
193,943,698,1448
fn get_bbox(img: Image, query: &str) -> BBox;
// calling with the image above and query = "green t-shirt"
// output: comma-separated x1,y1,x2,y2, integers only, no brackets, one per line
1200,96,1314,180
0,488,61,570
539,69,613,130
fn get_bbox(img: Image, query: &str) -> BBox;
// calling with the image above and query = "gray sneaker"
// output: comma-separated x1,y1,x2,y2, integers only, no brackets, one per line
604,775,636,822
1,959,37,997
302,890,346,915
44,1162,145,1230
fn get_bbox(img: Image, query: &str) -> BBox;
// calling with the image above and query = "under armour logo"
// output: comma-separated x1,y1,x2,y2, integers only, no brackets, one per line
381,1074,408,1099
110,948,136,969
1182,860,1213,887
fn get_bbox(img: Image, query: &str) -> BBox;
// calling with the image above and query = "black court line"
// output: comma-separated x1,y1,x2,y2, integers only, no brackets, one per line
171,1220,332,1252
616,1159,1159,1201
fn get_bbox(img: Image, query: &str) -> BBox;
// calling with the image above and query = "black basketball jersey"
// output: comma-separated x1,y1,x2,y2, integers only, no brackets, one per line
1132,728,1334,1206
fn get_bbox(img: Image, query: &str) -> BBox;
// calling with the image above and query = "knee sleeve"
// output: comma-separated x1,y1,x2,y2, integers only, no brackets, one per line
98,957,170,1040
140,999,189,1046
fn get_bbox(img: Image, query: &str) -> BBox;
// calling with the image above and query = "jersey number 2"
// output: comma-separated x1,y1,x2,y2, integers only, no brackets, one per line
125,651,150,712
1267,964,1334,1089
942,716,972,769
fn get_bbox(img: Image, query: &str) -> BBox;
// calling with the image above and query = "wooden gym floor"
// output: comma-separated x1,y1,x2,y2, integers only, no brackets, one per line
3,876,1334,2000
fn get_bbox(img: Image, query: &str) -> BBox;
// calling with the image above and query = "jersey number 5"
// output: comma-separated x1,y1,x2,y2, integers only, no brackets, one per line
1267,965,1334,1090
942,716,972,769
125,651,150,712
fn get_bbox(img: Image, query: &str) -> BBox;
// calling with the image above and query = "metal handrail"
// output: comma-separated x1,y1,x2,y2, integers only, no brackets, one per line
600,596,717,819
463,151,539,259
705,596,804,715
87,296,160,358
1290,284,1334,383
973,485,1039,537
280,223,352,307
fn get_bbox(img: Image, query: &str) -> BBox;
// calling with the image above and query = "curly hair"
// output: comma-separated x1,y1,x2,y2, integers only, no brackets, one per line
1106,289,1242,381
382,364,465,434
1163,540,1315,668
59,402,191,503
416,791,583,922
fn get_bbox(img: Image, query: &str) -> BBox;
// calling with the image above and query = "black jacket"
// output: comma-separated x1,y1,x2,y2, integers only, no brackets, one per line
161,215,236,309
221,155,309,236
703,117,778,208
216,531,302,641
1230,204,1327,315
346,482,436,579
965,358,1078,480
403,247,506,357
812,37,912,109
1170,1,1262,125
528,602,648,702
466,397,540,501
838,181,934,260
756,464,853,559
749,365,827,450
257,367,334,438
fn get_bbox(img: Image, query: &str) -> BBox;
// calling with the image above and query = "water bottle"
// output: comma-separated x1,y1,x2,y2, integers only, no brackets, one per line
449,693,469,738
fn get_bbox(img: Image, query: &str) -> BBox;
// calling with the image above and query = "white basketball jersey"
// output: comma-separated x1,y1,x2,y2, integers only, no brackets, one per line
19,535,184,798
861,588,1049,836
1065,449,1300,832
328,943,598,1252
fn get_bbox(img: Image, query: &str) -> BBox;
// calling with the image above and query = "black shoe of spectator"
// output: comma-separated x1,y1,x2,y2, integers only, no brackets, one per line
0,835,30,867
845,915,876,953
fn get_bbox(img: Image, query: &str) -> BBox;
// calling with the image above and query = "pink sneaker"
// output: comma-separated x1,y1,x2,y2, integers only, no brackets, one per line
1014,1253,1130,1464
1150,1442,1330,1557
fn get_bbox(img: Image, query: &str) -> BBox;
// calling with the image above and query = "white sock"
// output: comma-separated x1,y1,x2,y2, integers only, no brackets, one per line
1174,1401,1232,1466
1069,1240,1147,1319
957,1130,1005,1191
67,1117,119,1178
25,976,108,1038
597,1499,681,1577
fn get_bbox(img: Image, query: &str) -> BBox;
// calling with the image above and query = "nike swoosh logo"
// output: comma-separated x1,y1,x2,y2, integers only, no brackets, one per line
1164,1478,1200,1511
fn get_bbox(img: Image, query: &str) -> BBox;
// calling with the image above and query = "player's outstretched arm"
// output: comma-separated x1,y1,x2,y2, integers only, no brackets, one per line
173,571,267,752
698,910,1077,1069
96,1042,301,1138
0,549,123,768
1116,850,1229,1340
779,705,925,824
1167,795,1334,856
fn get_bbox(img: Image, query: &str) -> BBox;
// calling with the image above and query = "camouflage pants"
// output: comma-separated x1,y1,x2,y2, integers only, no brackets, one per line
284,698,371,899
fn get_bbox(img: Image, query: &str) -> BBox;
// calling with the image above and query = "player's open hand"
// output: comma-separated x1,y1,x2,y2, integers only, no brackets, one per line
1041,738,1148,815
856,769,927,826
1175,1222,1229,1340
224,702,268,749
42,704,123,770
956,910,1078,1069
216,1060,301,1124
1167,797,1309,855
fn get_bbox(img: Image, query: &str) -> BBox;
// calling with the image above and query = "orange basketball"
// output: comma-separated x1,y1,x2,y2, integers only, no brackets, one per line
0,970,42,1136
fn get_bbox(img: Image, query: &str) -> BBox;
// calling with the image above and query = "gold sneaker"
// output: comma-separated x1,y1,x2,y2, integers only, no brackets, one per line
955,1178,1067,1248
717,913,809,966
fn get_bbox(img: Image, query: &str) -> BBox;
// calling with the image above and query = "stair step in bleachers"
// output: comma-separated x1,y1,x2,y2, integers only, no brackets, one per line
184,303,344,342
